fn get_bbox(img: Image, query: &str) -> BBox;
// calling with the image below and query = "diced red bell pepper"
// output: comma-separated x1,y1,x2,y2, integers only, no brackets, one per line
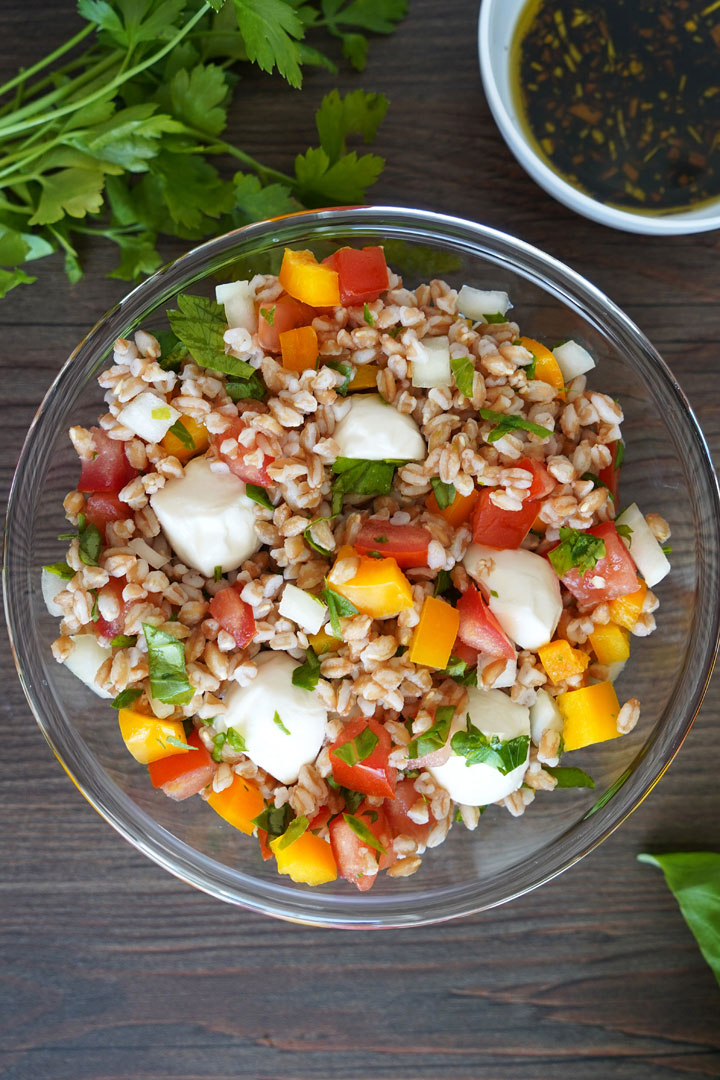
212,417,274,487
209,584,256,648
555,522,639,606
353,520,431,569
329,717,396,799
257,294,315,354
457,585,515,658
78,427,138,494
148,728,216,800
323,246,389,306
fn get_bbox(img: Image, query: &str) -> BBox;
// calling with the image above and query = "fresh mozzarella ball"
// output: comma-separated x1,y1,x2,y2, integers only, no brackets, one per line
464,543,562,650
215,279,257,332
218,653,327,785
117,391,180,444
333,394,426,462
64,635,113,699
529,688,564,746
428,687,530,806
615,503,671,587
42,568,67,617
278,584,326,635
150,456,261,578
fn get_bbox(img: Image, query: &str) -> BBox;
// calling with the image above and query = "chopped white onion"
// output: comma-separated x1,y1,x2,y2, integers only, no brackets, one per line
278,583,327,635
553,339,596,381
529,688,564,746
42,567,67,616
117,391,179,444
64,635,113,699
215,279,257,332
615,503,671,587
457,285,511,321
410,336,452,389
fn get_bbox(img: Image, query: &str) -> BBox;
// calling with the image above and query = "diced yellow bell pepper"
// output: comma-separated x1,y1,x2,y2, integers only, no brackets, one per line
425,485,479,527
409,595,460,669
279,324,319,372
588,622,630,666
329,545,413,619
279,248,340,307
118,709,189,765
518,336,566,397
557,680,621,751
207,774,265,835
160,413,209,463
270,828,338,885
537,639,590,685
307,628,341,655
348,364,380,391
608,579,647,631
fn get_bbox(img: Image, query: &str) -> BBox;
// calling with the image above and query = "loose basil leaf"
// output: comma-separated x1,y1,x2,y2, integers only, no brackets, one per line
225,371,267,401
303,517,334,557
616,523,633,542
443,656,478,686
451,715,529,774
211,731,226,762
322,585,359,638
260,305,275,326
548,527,606,578
434,568,460,603
78,520,102,566
273,710,291,735
276,816,309,851
662,543,673,555
326,360,352,396
479,408,553,443
168,294,254,378
614,440,625,470
292,647,321,691
581,471,614,501
165,734,194,751
408,705,455,760
142,623,194,705
638,852,720,987
43,561,74,579
545,765,595,788
450,354,475,398
430,476,456,510
251,803,293,839
90,591,100,622
225,727,246,753
330,457,402,515
333,726,378,768
483,312,508,324
245,483,274,510
111,687,143,710
343,812,386,855
154,330,187,372
167,418,195,450
110,634,138,648
363,302,375,326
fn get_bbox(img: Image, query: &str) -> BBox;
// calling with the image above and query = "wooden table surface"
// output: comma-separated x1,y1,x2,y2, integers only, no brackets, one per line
2,3,719,1078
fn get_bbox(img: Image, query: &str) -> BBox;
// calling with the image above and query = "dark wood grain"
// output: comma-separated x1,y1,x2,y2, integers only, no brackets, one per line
1,3,719,1079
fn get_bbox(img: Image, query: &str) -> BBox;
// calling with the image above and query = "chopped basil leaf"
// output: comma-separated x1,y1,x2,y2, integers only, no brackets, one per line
292,647,321,691
545,765,595,788
523,342,537,380
168,294,254,379
245,483,274,510
276,816,309,851
330,457,402,516
387,326,401,339
483,312,508,324
408,705,455,760
225,371,267,401
322,584,359,638
78,519,102,566
340,787,364,813
451,715,529,774
110,634,138,648
343,812,386,855
111,687,144,710
154,330,187,372
490,589,499,597
273,710,291,735
326,360,352,396
479,408,553,443
363,302,375,326
548,527,607,578
443,656,478,686
225,727,246,753
142,623,194,705
616,523,633,542
90,591,100,622
303,518,334,557
260,305,275,326
662,544,673,555
167,418,195,450
43,561,74,579
165,734,193,751
581,471,614,501
251,803,293,838
333,726,378,768
430,476,456,510
433,569,460,603
614,440,625,470
211,732,226,762
213,565,222,582
450,354,475,398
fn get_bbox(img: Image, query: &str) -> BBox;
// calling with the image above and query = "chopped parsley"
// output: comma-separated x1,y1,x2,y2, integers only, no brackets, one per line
321,584,359,637
245,483,274,510
142,623,194,705
154,331,187,372
164,734,194,752
450,354,475,398
662,544,673,555
343,812,386,855
363,302,375,326
325,360,353,396
167,418,195,450
408,705,455,760
110,687,143,710
73,513,102,567
273,711,291,735
479,408,553,443
260,305,275,326
451,716,529,774
330,457,403,515
332,726,378,768
548,527,607,578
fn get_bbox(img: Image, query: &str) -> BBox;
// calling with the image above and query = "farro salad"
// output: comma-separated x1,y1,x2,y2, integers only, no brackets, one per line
44,244,672,890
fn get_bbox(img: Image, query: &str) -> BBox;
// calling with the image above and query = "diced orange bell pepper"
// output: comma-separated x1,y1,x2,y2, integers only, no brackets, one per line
160,414,209,463
537,639,590,685
270,827,338,885
348,364,380,391
279,324,319,372
329,544,413,619
608,579,647,631
207,774,265,835
518,336,565,398
118,709,189,765
425,485,480,527
307,628,341,655
408,595,460,669
279,248,340,307
588,622,630,666
556,680,621,751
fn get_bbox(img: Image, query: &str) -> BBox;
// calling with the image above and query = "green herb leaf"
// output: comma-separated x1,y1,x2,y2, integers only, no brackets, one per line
245,483,274,511
662,544,673,555
330,457,401,515
273,710,291,735
78,520,102,566
430,476,456,510
363,302,374,325
548,527,607,578
614,441,625,470
581,471,614,501
408,705,455,760
321,585,359,638
0,266,36,299
213,565,222,583
154,330,187,372
616,523,633,542
483,312,508,324
211,731,226,762
343,812,386,855
292,647,321,691
479,408,553,443
169,62,229,137
168,294,254,378
225,371,267,401
303,517,334,557
443,656,478,686
260,305,275,326
142,623,194,705
43,562,74,579
225,726,246,753
251,802,293,838
165,734,194,751
111,687,143,710
110,634,137,648
451,716,529,774
450,354,475,398
231,0,305,88
276,815,310,850
638,852,720,987
326,360,352,396
545,766,595,788
333,726,378,768
167,418,194,450
433,569,460,603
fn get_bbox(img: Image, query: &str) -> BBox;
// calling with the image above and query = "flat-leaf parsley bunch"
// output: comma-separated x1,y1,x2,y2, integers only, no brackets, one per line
0,0,406,299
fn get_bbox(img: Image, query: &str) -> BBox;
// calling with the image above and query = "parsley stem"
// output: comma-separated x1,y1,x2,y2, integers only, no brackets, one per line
0,23,95,99
0,45,107,118
0,194,33,215
178,126,295,187
0,52,122,137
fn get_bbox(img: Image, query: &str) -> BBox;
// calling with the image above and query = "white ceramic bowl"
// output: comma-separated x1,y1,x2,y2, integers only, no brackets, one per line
478,0,720,235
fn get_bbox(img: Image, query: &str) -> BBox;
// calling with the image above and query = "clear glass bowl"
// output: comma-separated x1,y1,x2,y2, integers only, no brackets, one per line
5,207,719,928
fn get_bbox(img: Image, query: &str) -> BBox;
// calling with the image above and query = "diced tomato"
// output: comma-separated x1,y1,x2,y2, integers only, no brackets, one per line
84,492,130,539
457,585,515,658
555,522,639,606
308,805,332,831
212,417,274,487
147,729,216,801
257,828,273,861
209,584,256,648
353,520,431,569
257,294,315,353
323,246,389,306
329,716,396,799
471,487,540,549
517,456,555,500
598,441,621,504
328,802,394,892
384,778,432,846
94,576,130,642
451,637,480,667
78,427,138,494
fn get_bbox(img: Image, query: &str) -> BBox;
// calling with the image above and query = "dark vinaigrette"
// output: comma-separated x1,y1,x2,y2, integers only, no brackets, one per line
512,0,720,213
